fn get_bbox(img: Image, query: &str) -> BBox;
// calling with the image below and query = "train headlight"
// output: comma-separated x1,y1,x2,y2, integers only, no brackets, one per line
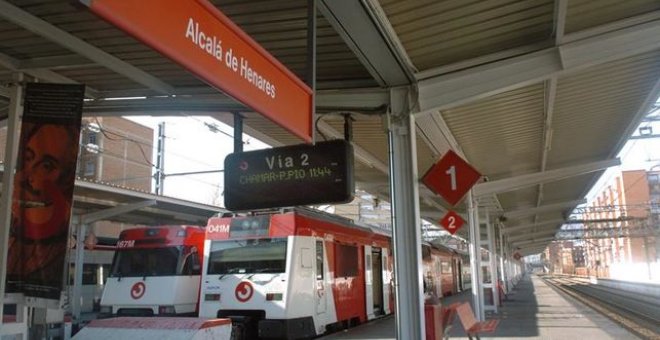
158,305,176,315
205,293,221,301
266,293,283,301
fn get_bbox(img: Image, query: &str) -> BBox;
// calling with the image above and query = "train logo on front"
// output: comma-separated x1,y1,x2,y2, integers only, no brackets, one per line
235,281,254,302
131,282,146,299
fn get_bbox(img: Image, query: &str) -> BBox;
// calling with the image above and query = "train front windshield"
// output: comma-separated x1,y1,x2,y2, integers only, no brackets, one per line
208,238,287,274
110,247,181,277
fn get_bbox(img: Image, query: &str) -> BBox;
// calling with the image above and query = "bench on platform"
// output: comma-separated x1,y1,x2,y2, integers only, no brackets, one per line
440,303,459,340
455,302,499,340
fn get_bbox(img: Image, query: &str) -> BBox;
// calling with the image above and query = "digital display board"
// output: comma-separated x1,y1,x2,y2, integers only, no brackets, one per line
224,140,354,210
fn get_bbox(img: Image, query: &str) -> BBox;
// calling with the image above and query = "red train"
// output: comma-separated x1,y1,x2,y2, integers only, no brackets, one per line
198,207,472,339
422,242,472,300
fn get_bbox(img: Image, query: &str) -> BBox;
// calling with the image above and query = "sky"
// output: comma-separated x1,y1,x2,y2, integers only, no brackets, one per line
125,115,269,206
583,98,660,204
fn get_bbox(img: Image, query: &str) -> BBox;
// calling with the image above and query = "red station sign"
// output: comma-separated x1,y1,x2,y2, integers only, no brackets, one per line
422,150,482,206
84,0,313,142
440,210,464,235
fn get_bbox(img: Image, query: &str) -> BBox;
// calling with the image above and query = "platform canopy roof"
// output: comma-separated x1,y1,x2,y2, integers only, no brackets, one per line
1,0,659,255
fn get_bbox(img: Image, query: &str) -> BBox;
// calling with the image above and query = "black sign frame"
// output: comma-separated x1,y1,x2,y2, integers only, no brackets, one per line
224,139,354,210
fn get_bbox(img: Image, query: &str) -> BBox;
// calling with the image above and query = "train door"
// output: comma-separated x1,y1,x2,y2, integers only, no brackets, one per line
382,249,392,314
364,245,374,319
315,240,327,315
457,260,464,291
371,248,384,317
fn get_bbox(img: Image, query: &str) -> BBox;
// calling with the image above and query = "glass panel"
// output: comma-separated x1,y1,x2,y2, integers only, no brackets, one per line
316,241,324,280
110,247,182,277
336,243,358,277
207,238,287,274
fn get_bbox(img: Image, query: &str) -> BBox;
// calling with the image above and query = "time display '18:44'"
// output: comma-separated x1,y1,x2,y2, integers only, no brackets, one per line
309,167,332,178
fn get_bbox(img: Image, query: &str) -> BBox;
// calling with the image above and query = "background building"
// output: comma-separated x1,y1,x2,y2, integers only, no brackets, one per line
77,117,154,240
545,169,660,281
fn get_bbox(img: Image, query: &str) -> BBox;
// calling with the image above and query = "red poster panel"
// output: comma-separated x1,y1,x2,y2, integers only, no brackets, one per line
422,150,481,206
440,210,464,235
6,83,84,300
85,0,313,142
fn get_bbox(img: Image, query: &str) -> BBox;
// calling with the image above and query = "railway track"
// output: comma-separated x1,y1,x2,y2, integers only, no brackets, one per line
543,275,660,340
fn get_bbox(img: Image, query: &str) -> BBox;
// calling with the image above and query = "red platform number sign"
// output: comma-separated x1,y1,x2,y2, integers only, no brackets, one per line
513,252,522,261
440,210,464,235
422,150,481,206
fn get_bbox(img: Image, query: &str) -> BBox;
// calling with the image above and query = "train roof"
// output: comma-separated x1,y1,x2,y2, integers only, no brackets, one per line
220,206,393,239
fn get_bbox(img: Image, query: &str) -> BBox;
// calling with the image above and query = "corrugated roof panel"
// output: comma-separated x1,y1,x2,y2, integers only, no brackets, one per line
380,0,554,70
441,84,544,180
550,50,660,167
542,173,600,206
214,0,377,89
498,186,540,212
565,0,660,34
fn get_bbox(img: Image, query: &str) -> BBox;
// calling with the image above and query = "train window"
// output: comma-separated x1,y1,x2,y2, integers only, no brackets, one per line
207,238,287,274
316,241,324,280
441,261,451,274
110,247,181,277
69,264,100,285
335,243,358,277
182,251,202,275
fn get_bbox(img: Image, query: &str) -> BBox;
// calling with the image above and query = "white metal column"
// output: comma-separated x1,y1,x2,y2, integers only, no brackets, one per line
467,191,485,321
483,213,499,313
71,222,87,321
0,78,24,323
387,86,425,340
498,223,508,294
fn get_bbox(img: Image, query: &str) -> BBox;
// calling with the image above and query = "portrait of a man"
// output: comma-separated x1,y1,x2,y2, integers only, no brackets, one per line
5,83,84,300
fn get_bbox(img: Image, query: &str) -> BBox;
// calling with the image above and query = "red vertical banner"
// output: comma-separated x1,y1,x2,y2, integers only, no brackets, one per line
6,83,84,300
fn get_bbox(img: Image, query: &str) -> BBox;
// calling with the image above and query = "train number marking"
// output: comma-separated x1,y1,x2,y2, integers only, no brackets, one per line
130,282,146,299
235,281,254,302
208,224,230,233
117,240,135,248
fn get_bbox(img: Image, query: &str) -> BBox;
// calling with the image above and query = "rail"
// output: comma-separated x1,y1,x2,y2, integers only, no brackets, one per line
543,275,660,339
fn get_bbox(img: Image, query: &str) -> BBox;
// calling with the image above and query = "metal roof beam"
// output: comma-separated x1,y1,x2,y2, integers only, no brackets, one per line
508,229,558,242
472,158,620,197
504,199,586,220
316,88,389,112
504,218,566,235
317,120,389,174
80,200,157,224
0,52,100,99
19,54,94,70
512,236,555,246
82,89,389,114
0,0,174,95
417,13,660,113
319,0,413,87
519,246,548,254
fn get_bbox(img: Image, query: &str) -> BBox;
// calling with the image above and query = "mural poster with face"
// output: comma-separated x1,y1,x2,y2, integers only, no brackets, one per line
6,83,84,300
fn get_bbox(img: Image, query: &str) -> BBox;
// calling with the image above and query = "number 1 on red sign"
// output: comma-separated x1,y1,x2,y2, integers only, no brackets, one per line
446,165,457,191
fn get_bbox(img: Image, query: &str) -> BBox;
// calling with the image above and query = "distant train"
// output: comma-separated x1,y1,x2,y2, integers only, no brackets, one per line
422,242,471,300
98,225,205,317
198,207,471,340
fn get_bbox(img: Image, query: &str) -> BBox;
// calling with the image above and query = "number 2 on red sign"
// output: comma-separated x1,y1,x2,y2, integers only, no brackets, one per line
445,165,457,191
447,216,456,229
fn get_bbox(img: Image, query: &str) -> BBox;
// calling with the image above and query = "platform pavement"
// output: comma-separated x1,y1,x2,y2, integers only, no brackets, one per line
320,274,639,339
